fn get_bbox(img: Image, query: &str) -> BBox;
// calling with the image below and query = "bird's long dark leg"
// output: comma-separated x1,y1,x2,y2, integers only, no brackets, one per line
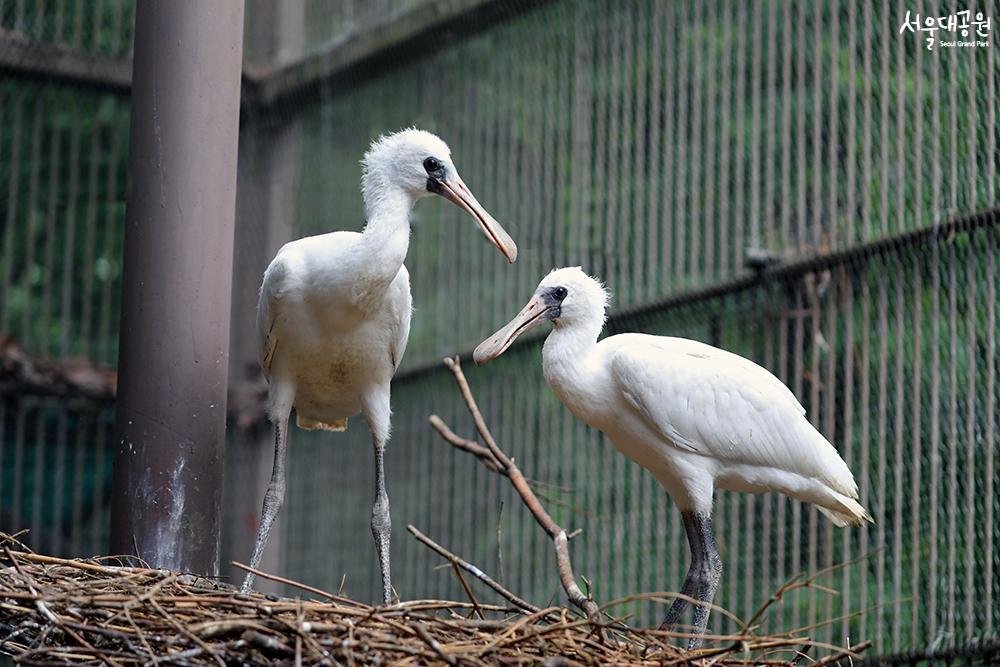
362,390,393,606
241,415,289,594
659,511,723,650
371,437,392,605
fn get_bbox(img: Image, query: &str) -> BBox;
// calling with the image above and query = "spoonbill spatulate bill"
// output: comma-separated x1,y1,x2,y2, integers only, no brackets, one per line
242,129,517,602
474,267,871,648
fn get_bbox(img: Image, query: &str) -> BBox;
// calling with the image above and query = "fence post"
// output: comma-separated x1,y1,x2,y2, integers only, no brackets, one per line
109,0,245,575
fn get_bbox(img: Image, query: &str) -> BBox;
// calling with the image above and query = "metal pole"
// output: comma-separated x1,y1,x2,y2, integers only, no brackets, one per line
109,0,244,575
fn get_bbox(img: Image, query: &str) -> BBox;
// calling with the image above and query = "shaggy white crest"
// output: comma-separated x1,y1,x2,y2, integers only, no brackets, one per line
537,266,611,327
361,128,452,210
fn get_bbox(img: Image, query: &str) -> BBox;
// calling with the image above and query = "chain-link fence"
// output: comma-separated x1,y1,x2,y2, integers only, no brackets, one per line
1,0,998,660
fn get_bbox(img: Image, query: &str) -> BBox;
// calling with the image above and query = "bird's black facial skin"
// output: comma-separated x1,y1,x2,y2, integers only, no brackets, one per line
539,285,568,320
424,156,446,191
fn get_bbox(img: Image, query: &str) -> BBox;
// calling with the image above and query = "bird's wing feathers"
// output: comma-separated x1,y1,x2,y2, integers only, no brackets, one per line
388,266,412,371
257,250,295,382
609,337,856,496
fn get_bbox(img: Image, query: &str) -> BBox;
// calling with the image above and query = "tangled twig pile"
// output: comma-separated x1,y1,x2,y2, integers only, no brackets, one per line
0,540,869,666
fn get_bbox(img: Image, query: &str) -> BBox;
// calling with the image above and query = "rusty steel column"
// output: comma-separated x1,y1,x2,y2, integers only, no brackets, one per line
110,0,245,575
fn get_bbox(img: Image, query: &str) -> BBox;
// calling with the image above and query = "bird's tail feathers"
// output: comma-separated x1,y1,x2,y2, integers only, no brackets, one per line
817,494,874,527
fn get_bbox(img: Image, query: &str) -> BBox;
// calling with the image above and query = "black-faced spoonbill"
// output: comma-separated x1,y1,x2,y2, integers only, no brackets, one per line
243,129,517,602
474,267,870,647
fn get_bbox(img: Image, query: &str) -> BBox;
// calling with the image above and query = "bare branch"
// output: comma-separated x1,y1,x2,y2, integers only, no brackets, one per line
407,525,540,616
428,415,502,472
435,356,604,629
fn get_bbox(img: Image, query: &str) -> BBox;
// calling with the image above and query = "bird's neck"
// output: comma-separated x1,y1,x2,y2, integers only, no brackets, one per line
355,186,414,304
542,319,602,386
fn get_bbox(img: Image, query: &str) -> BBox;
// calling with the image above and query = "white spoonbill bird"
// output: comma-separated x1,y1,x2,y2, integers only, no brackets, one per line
474,267,871,647
242,129,517,601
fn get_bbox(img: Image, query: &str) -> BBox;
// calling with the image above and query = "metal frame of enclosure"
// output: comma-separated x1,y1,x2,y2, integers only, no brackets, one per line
0,0,997,662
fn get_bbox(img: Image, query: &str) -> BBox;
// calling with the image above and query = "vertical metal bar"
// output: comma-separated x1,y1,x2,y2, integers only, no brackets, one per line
672,0,690,288
659,0,676,287
927,0,941,630
795,0,808,251
0,401,5,527
891,264,906,647
12,400,27,534
98,109,123,366
686,0,702,289
111,0,123,54
611,1,629,300
762,0,776,255
39,95,65,357
810,0,822,250
80,125,101,359
71,408,87,555
947,241,959,636
776,300,789,628
909,261,924,647
630,0,647,300
841,274,856,643
806,281,821,633
879,0,890,238
826,0,840,251
791,284,805,631
21,98,43,348
962,233,976,637
14,0,25,33
743,327,756,624
570,0,592,270
989,0,997,207
54,0,64,42
873,270,888,642
732,2,746,273
71,0,83,47
702,0,718,286
0,89,21,334
846,0,857,247
822,273,838,645
31,408,45,551
52,405,67,555
749,0,761,253
109,0,244,575
591,0,609,280
861,0,873,243
717,0,731,278
985,225,996,637
93,0,105,53
60,99,82,357
91,415,107,554
779,0,792,251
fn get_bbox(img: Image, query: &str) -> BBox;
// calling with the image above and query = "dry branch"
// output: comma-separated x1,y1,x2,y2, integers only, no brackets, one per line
430,356,603,628
0,541,874,665
406,525,540,616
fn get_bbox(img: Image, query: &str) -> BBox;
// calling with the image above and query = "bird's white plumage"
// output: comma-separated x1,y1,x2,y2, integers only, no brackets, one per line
607,335,857,498
476,267,871,642
495,267,871,527
244,129,517,600
257,230,411,429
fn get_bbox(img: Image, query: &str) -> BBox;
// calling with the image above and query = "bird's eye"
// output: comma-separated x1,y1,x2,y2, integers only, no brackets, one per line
552,286,568,301
423,157,442,173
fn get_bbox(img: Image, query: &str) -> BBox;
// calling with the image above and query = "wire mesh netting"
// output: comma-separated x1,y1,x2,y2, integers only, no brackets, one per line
1,0,998,660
